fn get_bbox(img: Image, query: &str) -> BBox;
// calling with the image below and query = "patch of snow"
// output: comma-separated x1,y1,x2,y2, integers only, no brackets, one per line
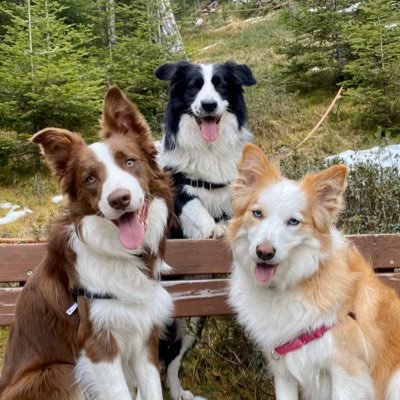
385,23,398,30
0,202,32,225
195,17,204,28
326,144,400,174
51,195,64,204
309,2,360,13
342,2,360,13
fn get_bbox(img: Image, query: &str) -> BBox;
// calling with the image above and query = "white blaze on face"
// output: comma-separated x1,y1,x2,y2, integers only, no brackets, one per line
89,142,147,250
191,64,229,143
248,179,307,264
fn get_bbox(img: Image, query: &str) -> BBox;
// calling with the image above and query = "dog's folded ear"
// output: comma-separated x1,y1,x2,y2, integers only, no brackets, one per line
235,144,280,188
225,61,257,86
155,61,191,81
31,128,84,181
101,85,151,140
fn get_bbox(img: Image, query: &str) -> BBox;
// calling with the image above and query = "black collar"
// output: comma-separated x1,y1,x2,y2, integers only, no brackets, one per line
72,288,115,301
169,170,230,190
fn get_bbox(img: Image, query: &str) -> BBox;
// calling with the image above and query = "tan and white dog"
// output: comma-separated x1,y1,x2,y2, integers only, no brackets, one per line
228,144,400,400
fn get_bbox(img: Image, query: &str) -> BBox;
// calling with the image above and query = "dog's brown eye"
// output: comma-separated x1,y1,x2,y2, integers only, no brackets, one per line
252,210,263,218
86,176,96,184
126,159,135,167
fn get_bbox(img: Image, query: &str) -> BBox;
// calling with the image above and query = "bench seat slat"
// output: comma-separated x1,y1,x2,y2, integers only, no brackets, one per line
0,280,231,324
0,243,46,282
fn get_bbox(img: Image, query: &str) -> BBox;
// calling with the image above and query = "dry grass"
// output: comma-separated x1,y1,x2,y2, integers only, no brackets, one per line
183,12,368,163
0,174,61,240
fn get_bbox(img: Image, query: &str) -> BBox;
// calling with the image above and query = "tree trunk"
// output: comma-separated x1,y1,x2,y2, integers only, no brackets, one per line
27,0,34,76
158,0,183,54
106,0,116,59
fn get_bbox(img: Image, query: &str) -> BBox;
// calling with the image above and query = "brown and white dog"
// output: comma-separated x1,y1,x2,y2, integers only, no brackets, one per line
228,144,400,400
0,86,174,400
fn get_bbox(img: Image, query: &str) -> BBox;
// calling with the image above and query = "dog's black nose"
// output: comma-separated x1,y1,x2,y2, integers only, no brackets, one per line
201,101,217,113
256,244,276,261
108,189,131,210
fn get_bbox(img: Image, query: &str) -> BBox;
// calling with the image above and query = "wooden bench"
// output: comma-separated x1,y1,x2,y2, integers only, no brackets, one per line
0,234,400,326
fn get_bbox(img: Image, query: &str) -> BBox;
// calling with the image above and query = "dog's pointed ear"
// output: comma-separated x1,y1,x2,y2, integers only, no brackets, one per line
101,85,150,139
225,61,257,86
301,164,348,230
155,61,190,81
31,128,84,180
235,144,280,188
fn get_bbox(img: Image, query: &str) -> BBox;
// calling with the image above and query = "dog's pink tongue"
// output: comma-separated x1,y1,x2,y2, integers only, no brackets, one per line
255,264,277,283
118,211,145,250
200,119,219,142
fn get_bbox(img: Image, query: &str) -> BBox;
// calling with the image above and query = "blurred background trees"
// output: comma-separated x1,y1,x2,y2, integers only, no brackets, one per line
0,0,183,135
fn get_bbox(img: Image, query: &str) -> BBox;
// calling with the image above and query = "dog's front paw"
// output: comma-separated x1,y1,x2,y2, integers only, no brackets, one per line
207,224,227,239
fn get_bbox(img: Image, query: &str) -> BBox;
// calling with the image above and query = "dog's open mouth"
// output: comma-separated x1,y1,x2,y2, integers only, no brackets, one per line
113,204,148,250
255,263,277,283
195,115,221,142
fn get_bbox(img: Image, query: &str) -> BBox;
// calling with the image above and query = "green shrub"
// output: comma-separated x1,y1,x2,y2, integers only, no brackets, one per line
282,152,400,234
0,131,43,184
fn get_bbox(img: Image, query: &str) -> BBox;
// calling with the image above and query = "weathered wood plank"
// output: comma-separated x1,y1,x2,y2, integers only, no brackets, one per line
0,287,21,326
0,243,46,282
163,239,231,275
0,280,231,325
0,235,399,282
349,234,400,270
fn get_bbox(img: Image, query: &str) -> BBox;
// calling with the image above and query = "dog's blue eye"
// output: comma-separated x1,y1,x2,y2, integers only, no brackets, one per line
86,176,96,184
287,218,300,226
252,210,263,218
126,159,135,167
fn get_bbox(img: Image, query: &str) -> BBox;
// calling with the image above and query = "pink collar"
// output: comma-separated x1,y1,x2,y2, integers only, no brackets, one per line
272,324,335,360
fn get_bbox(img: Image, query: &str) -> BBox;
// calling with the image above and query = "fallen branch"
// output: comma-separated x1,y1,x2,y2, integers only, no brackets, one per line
294,86,344,150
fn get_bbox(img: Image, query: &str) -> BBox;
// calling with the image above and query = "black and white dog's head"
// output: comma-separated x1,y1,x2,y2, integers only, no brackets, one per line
155,61,256,150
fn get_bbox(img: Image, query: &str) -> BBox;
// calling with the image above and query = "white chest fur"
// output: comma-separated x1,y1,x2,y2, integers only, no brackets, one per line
69,200,172,400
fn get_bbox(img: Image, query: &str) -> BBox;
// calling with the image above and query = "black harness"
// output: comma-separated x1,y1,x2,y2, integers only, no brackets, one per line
170,171,229,191
71,288,115,301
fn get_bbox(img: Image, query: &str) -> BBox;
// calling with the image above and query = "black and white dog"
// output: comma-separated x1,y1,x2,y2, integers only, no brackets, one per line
156,61,256,400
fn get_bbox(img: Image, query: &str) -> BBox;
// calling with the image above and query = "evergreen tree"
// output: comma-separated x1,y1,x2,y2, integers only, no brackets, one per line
342,0,400,129
93,0,182,132
277,0,355,91
0,0,103,134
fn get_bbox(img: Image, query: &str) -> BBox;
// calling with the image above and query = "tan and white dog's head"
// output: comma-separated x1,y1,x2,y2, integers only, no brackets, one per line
229,144,348,290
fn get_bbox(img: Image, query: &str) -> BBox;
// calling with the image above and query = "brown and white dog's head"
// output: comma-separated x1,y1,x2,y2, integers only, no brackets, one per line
32,85,171,251
229,144,348,289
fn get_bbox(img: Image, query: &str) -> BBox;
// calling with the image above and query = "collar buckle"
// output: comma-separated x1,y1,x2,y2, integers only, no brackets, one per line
271,348,283,361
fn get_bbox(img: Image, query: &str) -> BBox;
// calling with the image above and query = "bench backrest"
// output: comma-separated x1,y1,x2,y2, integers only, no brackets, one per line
0,234,399,325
